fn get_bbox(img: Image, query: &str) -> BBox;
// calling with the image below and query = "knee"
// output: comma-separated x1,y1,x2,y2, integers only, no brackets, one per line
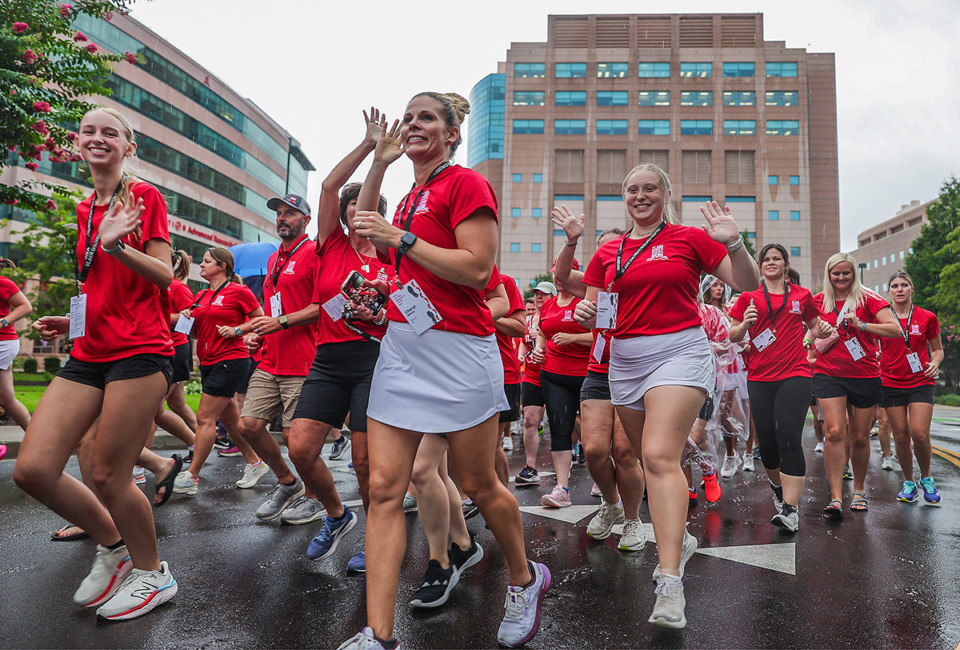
611,440,638,465
642,451,680,478
89,462,124,499
824,425,845,444
13,457,54,496
582,438,609,464
367,469,406,509
849,434,869,450
460,473,500,507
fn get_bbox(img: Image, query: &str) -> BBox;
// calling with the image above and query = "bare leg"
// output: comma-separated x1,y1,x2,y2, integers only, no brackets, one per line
238,417,295,482
287,418,345,515
582,399,619,504
522,404,543,469
819,396,850,501
0,365,31,429
166,382,197,432
410,436,455,568
848,406,874,494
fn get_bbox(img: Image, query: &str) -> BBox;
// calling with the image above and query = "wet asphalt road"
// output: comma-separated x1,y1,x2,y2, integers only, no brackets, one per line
2,419,960,649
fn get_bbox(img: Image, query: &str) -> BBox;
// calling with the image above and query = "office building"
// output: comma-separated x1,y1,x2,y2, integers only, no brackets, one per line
853,199,932,294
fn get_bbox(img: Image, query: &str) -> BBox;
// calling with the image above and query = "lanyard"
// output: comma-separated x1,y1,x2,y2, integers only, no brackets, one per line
762,281,790,332
269,235,308,288
191,280,230,310
894,305,915,346
608,220,666,291
394,162,451,280
75,182,122,288
833,299,853,331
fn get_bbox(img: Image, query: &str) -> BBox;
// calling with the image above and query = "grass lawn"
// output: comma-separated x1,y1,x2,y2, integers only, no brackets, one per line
13,384,202,415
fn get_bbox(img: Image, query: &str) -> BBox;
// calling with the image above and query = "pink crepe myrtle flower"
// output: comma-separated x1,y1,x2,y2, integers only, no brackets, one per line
13,22,28,34
124,51,138,64
60,4,73,16
22,49,37,64
85,43,98,54
33,101,51,113
3,199,18,206
73,31,87,42
25,162,39,172
70,153,83,162
67,131,78,142
32,121,49,136
46,199,58,211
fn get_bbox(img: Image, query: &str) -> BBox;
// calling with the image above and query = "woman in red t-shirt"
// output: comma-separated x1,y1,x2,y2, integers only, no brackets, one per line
15,107,178,620
173,247,263,495
577,163,759,629
516,282,552,484
344,92,548,649
811,252,899,516
0,262,33,429
729,244,832,532
879,272,943,505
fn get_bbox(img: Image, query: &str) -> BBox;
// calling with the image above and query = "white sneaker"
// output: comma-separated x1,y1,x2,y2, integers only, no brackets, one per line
652,530,699,581
771,504,800,532
132,466,146,485
236,460,270,488
73,545,133,608
497,561,551,647
96,561,177,620
337,627,392,649
171,470,198,495
590,482,602,497
814,441,824,453
619,518,647,551
502,435,514,452
648,575,686,629
880,455,896,471
720,454,742,479
742,454,755,472
586,501,624,539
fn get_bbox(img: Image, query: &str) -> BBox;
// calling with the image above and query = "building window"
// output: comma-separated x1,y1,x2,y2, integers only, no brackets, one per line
723,120,756,135
725,151,755,184
638,91,670,106
882,257,887,266
681,120,713,135
682,151,712,184
532,208,542,218
556,62,587,78
597,150,627,183
511,208,521,218
597,62,629,78
766,91,800,106
883,282,888,292
555,151,585,183
723,91,756,106
512,173,522,183
768,175,779,185
791,246,801,257
555,91,587,106
638,119,670,135
597,91,629,106
533,173,543,183
680,91,713,106
639,149,669,172
638,62,670,78
900,251,905,260
766,62,799,77
513,91,545,106
725,196,756,203
555,119,587,135
597,119,629,135
513,119,544,134
747,232,756,239
680,62,712,78
510,243,521,253
722,62,755,77
514,62,545,78
790,210,800,221
531,243,542,253
597,195,621,201
555,194,585,201
683,195,713,202
789,175,800,185
873,260,878,269
769,210,780,220
766,120,800,136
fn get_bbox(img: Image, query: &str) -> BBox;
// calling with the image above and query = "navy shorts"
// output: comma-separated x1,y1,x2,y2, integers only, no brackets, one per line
520,381,544,408
171,342,193,383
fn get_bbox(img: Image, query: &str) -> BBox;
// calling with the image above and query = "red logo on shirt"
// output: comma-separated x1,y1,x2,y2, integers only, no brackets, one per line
414,191,430,215
648,245,669,261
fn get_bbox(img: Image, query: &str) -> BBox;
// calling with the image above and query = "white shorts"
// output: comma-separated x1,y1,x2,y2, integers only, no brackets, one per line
0,339,20,371
609,327,715,411
367,322,509,433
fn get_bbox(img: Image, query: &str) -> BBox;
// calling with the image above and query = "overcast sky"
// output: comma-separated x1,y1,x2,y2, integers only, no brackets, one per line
128,0,960,251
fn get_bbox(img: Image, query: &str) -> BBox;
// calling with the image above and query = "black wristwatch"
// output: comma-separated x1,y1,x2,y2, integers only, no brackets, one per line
278,315,289,329
398,231,418,255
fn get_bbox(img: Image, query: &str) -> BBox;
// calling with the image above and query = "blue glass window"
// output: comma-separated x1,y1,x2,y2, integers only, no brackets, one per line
790,210,801,221
725,196,756,203
556,62,587,78
514,62,545,78
555,194,585,201
638,91,670,106
789,175,800,185
597,195,621,201
511,208,521,218
683,196,713,202
555,119,587,135
766,91,800,106
510,243,521,253
597,62,629,78
723,91,756,106
680,91,713,106
638,119,670,135
512,173,522,183
533,173,543,183
681,120,713,135
766,62,799,77
747,232,756,239
790,246,801,257
680,62,712,78
597,91,629,106
722,62,755,77
768,175,779,185
555,91,587,106
513,119,545,134
638,62,670,78
532,208,542,218
531,243,542,253
513,91,545,106
552,229,565,236
723,120,756,135
597,120,629,135
769,210,780,221
766,120,800,136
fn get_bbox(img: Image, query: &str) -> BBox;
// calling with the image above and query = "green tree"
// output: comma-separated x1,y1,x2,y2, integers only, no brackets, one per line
904,177,959,309
1,0,136,213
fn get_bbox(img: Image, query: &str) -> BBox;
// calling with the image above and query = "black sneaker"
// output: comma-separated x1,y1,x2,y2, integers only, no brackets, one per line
213,436,232,450
410,560,455,609
449,533,484,581
577,443,586,465
462,501,480,520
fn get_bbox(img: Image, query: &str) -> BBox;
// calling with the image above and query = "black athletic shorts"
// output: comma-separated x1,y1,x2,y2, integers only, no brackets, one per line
237,359,259,394
200,357,251,398
59,353,173,391
812,374,882,409
171,341,193,383
698,396,715,421
880,384,935,408
293,340,379,432
579,370,611,402
499,383,521,423
520,381,544,408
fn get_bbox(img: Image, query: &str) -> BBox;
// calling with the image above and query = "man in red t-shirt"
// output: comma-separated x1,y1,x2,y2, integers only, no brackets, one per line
236,194,322,523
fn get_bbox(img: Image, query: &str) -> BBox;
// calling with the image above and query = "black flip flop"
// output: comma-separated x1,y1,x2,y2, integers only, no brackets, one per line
51,523,89,541
153,454,183,508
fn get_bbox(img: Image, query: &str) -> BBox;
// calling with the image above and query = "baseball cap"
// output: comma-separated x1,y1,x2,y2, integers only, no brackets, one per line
267,194,311,217
533,281,557,296
550,258,580,273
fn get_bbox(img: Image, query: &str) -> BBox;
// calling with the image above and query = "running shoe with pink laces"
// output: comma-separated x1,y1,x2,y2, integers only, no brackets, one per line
540,485,571,508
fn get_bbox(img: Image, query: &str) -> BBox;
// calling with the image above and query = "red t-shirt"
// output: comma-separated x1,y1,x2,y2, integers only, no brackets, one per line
190,282,260,365
494,272,524,385
72,182,173,362
384,165,498,337
880,306,939,388
168,279,194,347
812,290,891,378
260,235,320,376
729,284,820,381
521,313,542,386
582,224,728,338
315,228,391,346
0,276,22,341
539,296,590,377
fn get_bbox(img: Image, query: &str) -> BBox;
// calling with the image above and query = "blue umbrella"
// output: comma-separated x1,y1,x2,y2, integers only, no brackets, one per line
229,241,278,277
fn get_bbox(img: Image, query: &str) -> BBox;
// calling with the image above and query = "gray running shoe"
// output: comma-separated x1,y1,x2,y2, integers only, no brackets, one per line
279,496,326,525
648,576,686,629
329,436,352,461
652,530,698,582
403,492,417,513
256,480,306,521
771,504,800,532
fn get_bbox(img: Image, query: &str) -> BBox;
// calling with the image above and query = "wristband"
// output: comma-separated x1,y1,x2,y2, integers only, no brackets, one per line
101,240,125,255
858,321,867,331
802,338,813,350
565,240,578,247
374,310,387,326
725,237,745,253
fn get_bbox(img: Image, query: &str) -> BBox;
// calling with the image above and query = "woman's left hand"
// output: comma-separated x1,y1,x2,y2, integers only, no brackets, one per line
923,361,940,379
700,201,740,246
355,210,404,249
843,312,862,330
216,324,237,338
99,197,145,249
552,332,576,346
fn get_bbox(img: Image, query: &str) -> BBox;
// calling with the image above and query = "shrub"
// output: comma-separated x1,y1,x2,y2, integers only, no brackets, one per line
935,393,960,407
23,358,37,373
43,356,61,373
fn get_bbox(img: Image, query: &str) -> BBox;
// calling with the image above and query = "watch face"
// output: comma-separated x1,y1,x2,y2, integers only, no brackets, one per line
402,232,417,247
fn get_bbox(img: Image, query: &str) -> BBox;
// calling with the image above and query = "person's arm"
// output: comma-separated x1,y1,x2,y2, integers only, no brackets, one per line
573,285,599,330
728,301,757,342
844,305,901,338
925,333,944,378
218,305,265,339
485,283,510,321
551,205,587,298
495,310,525,338
552,331,593,348
4,291,31,325
316,109,383,246
803,316,834,340
699,201,760,293
356,120,403,256
529,330,547,364
246,303,320,336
